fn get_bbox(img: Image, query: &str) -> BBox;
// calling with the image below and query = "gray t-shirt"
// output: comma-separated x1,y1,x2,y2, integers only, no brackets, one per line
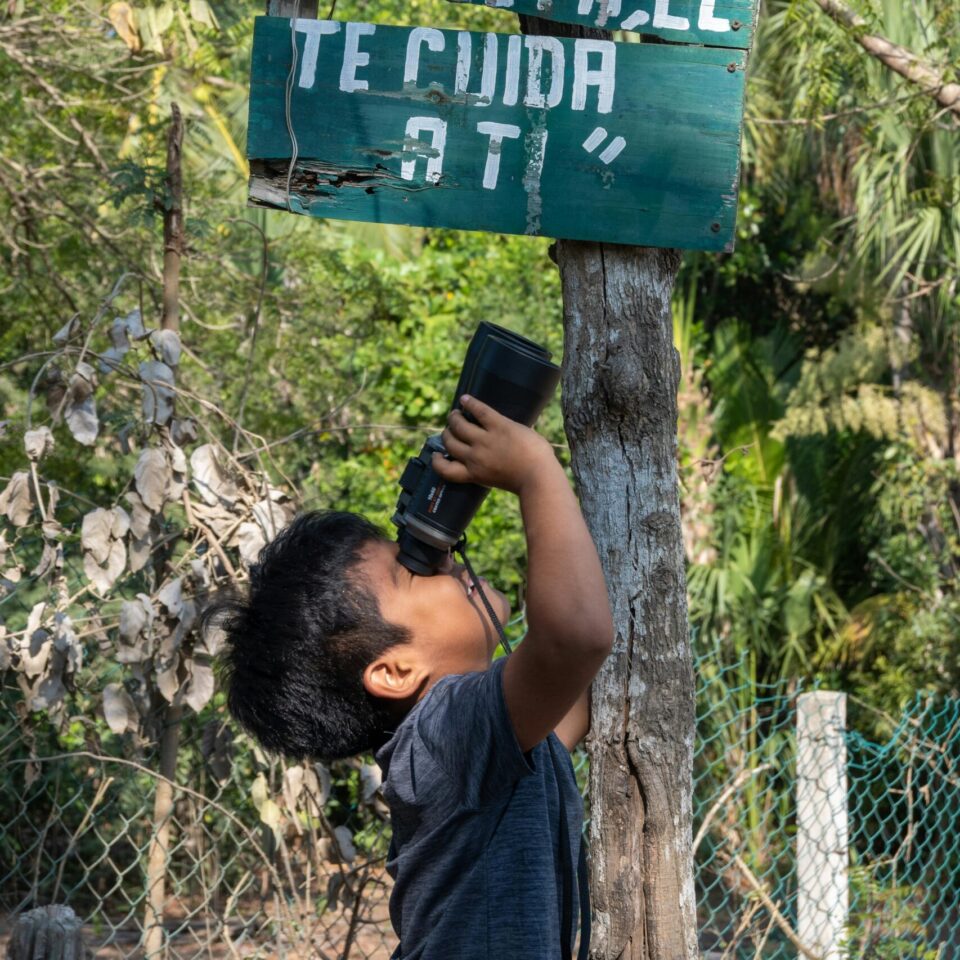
375,654,585,960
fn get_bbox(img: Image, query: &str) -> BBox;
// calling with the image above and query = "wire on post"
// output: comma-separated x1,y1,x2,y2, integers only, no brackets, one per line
284,0,302,212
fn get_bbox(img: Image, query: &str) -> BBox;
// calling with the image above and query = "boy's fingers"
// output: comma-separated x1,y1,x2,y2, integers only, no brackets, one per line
431,451,471,484
459,394,496,426
440,431,471,462
446,409,484,441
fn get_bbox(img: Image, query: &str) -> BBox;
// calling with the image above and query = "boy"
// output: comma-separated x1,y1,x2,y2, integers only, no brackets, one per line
205,394,614,959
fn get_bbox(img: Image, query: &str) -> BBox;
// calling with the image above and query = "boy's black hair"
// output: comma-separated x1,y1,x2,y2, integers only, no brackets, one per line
199,510,411,761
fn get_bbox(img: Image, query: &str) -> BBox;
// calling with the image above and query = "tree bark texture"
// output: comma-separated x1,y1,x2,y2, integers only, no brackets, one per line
557,241,697,960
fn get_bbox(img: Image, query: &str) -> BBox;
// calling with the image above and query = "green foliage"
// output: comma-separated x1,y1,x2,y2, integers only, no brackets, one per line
846,867,944,959
681,0,959,718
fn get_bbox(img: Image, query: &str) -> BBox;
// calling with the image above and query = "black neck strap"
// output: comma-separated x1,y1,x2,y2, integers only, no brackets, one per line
454,536,512,655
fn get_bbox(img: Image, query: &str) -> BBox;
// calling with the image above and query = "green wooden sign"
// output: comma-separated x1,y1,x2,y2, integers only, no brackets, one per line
448,0,758,48
247,16,748,250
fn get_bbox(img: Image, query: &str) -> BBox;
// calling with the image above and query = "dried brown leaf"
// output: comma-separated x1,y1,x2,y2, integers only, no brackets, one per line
0,472,36,527
110,506,130,540
65,363,99,446
42,367,66,419
108,2,140,50
24,427,55,462
171,418,198,446
184,657,214,712
190,444,238,507
156,629,182,703
360,763,382,802
134,448,172,513
54,613,82,673
140,360,175,425
83,538,126,594
52,316,81,344
31,670,66,713
252,495,294,542
31,541,61,580
156,657,181,703
119,599,147,644
103,682,139,735
236,521,265,566
128,533,156,574
80,507,128,593
150,329,181,367
124,490,153,540
100,316,132,374
157,577,184,618
20,602,50,678
168,443,188,475
283,764,305,812
81,508,116,565
123,308,148,340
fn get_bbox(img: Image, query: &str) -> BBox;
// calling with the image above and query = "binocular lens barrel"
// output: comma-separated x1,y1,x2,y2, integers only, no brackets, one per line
392,323,560,575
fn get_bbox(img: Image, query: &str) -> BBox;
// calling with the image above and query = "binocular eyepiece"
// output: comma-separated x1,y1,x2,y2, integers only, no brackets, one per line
391,322,561,575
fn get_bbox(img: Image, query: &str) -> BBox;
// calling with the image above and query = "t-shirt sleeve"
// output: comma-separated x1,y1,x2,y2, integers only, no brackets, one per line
415,655,536,809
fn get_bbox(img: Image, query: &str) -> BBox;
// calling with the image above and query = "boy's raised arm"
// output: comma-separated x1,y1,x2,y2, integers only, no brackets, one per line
432,395,614,754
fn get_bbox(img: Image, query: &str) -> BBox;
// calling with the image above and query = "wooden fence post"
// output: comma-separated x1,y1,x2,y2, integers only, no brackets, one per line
7,905,88,960
796,691,849,960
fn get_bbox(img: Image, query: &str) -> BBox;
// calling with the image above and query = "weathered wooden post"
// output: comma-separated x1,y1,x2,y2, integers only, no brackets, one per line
554,243,695,958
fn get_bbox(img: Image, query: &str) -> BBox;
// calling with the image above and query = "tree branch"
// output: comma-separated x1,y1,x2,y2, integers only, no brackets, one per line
812,0,960,117
728,850,822,960
162,103,185,333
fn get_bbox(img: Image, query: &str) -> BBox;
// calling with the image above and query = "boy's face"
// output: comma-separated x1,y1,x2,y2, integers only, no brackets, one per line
358,539,512,705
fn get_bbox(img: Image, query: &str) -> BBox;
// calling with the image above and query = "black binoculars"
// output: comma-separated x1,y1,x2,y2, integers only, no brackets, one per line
391,322,561,575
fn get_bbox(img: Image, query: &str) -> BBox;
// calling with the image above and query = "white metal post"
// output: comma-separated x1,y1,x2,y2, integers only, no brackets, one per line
796,691,849,959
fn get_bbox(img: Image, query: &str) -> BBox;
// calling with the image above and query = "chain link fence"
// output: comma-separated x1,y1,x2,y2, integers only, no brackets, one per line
846,695,960,959
694,656,960,959
3,627,959,958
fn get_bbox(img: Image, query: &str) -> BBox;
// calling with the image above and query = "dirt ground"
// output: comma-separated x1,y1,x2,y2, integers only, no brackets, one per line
0,867,397,960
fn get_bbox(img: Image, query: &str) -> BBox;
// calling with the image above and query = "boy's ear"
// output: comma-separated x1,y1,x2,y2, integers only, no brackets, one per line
363,652,428,701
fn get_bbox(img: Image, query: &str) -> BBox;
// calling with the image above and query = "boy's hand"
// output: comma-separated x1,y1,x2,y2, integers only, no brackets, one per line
431,395,556,494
